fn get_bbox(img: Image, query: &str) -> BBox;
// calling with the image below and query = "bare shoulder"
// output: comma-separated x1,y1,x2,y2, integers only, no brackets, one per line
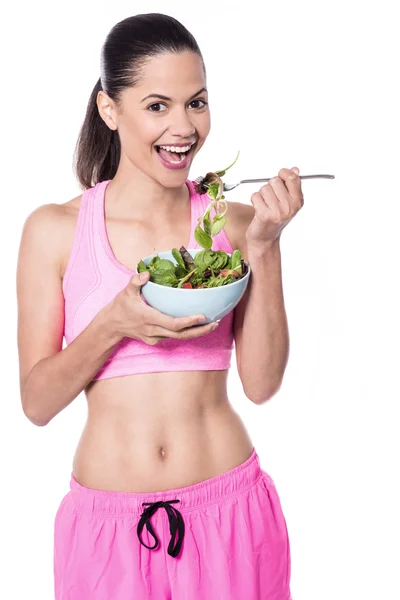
57,194,84,277
21,194,83,277
224,200,255,259
17,194,83,395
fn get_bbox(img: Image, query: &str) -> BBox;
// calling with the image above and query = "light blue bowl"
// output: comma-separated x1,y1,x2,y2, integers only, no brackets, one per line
139,249,251,324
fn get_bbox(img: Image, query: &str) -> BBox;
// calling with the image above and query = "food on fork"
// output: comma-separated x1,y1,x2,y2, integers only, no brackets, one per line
137,153,249,289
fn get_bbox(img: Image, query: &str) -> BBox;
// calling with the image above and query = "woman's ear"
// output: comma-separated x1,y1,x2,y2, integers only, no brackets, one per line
97,91,118,131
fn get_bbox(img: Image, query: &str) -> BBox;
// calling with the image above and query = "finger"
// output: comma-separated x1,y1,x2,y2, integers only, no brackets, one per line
153,320,218,340
278,167,303,204
253,189,280,221
147,307,210,332
250,191,273,218
266,177,291,213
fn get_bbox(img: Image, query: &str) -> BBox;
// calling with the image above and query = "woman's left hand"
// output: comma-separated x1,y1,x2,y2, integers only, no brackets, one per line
245,167,304,249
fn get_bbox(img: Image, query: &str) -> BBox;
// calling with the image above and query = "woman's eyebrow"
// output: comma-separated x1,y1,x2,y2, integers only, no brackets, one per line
141,87,208,103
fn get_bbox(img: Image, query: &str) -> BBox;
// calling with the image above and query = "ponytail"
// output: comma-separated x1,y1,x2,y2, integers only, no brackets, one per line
74,78,121,190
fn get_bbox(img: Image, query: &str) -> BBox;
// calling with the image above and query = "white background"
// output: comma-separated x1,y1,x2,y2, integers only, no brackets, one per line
2,0,399,598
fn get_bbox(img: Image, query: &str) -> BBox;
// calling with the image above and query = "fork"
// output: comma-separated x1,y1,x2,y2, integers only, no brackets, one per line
194,173,335,192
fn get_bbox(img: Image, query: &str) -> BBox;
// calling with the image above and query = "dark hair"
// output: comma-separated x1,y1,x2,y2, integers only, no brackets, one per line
74,13,204,190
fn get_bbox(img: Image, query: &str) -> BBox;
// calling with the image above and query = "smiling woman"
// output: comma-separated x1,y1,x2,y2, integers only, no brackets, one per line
93,50,210,185
16,12,292,600
76,41,210,189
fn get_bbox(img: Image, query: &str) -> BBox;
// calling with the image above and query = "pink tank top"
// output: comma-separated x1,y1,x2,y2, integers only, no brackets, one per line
62,179,235,381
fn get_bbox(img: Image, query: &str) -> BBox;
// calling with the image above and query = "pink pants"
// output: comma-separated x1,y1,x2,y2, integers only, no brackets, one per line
54,448,291,599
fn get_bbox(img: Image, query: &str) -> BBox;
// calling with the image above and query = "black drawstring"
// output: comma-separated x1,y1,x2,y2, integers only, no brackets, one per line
137,499,185,558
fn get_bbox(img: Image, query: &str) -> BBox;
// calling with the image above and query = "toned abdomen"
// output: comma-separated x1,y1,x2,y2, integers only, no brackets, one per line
72,369,253,492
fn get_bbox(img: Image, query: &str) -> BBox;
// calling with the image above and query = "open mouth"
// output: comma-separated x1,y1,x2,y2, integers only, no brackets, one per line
155,142,196,166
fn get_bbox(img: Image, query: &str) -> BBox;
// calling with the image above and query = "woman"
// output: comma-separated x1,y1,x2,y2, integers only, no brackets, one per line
17,13,303,600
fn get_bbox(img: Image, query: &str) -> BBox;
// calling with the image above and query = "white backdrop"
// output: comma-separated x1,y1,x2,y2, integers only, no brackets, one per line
2,0,399,598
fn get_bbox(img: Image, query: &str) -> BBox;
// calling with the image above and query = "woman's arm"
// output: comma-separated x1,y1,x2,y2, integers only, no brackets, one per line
228,203,290,405
17,204,121,427
234,242,289,404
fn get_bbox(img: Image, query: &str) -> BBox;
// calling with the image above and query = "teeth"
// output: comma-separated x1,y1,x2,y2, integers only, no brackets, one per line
158,144,192,153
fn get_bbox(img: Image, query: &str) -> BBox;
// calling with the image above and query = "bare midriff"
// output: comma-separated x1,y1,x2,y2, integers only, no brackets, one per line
72,370,254,492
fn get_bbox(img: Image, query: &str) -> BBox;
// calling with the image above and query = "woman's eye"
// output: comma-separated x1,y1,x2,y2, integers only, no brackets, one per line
148,103,167,113
148,100,207,112
189,99,207,109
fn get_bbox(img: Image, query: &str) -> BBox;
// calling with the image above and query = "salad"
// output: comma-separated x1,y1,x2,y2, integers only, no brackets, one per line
137,152,249,289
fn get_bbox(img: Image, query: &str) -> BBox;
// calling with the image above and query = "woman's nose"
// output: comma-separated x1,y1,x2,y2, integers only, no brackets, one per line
169,109,196,138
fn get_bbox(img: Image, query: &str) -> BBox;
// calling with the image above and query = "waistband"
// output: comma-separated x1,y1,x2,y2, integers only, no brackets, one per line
69,447,262,516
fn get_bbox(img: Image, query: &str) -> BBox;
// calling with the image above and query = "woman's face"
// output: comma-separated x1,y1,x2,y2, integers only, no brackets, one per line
103,51,210,188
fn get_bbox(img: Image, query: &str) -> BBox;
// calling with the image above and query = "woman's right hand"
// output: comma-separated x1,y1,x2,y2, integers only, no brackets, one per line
103,271,219,345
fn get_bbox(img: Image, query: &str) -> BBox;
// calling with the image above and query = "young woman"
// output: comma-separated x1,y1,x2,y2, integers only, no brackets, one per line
17,13,303,600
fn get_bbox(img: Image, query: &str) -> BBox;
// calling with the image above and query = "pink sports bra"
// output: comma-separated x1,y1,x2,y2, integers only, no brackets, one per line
62,179,235,381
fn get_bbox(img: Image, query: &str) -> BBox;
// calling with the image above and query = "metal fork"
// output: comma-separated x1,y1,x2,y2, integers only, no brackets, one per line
195,173,335,192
